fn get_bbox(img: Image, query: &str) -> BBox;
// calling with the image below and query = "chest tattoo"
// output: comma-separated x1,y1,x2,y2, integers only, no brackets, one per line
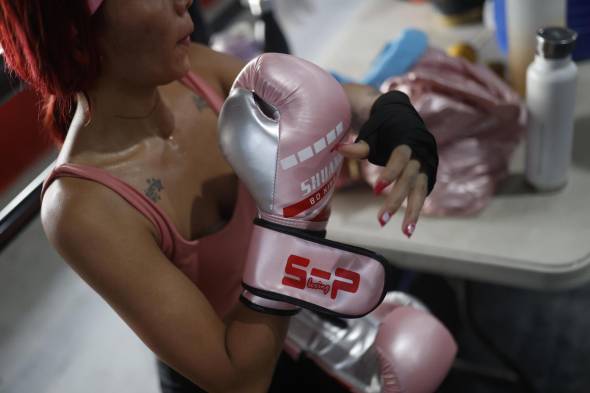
145,178,164,203
192,94,209,112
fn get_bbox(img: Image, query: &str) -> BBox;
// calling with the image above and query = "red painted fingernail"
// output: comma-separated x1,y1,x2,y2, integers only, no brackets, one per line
374,180,390,196
331,142,351,152
404,223,416,238
379,211,392,227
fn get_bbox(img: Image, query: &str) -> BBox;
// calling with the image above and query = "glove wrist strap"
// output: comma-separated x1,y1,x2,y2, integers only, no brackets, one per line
240,290,300,316
242,218,389,318
259,211,328,233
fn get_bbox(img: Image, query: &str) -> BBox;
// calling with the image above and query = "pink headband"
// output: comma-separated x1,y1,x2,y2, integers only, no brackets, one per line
88,0,104,14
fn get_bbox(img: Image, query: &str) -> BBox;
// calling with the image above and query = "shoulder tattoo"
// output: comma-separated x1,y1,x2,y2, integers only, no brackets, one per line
192,94,209,112
145,178,164,203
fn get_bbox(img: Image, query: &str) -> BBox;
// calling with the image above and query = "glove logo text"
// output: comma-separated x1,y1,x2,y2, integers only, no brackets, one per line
283,155,343,218
282,254,360,300
300,154,343,196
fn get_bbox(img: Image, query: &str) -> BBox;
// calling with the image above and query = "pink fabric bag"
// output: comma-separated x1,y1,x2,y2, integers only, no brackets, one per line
356,48,527,216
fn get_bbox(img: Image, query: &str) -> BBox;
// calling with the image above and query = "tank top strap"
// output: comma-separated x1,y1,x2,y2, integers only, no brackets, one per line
41,163,175,257
180,71,225,115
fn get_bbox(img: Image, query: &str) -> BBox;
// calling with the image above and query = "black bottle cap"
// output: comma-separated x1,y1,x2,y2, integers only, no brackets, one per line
536,27,578,59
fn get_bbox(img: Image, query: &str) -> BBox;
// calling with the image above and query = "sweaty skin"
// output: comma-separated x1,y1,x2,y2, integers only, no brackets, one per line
38,2,428,391
40,1,291,390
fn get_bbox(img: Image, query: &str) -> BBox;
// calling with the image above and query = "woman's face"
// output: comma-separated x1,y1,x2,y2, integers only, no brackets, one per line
98,0,194,87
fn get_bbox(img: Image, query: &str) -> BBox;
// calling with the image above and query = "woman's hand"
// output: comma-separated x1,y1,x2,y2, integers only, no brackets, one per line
335,141,429,238
340,85,438,237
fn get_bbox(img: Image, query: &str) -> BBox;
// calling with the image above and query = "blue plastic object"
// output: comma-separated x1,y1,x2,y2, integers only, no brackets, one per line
493,0,508,55
361,29,428,88
331,29,429,88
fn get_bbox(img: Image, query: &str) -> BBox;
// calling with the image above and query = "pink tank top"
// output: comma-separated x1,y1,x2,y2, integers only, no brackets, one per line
41,72,257,318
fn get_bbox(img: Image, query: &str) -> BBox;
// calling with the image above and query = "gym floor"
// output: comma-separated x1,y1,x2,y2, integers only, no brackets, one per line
1,1,589,393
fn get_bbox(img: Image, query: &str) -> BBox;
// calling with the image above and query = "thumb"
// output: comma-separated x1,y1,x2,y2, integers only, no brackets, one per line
334,140,370,159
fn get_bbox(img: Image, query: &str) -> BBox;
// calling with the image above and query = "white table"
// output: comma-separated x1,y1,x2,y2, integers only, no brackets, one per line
312,0,590,290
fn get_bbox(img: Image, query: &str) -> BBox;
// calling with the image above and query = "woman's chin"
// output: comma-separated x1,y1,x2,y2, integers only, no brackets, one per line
158,63,190,85
149,53,192,86
172,54,192,77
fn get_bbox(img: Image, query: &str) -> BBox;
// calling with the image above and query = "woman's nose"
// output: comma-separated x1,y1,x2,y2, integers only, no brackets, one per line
174,0,193,15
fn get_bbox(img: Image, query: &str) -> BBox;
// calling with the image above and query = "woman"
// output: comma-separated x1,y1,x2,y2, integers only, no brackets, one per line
0,0,434,391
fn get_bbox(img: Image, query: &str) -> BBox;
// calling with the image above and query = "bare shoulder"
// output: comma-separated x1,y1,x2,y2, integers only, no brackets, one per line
187,43,247,96
40,177,238,392
41,177,158,266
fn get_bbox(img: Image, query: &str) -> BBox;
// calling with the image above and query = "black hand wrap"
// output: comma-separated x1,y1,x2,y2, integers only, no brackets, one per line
355,90,439,195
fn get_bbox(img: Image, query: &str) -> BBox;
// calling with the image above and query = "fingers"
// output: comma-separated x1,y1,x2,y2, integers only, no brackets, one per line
401,173,428,238
373,145,412,195
377,158,423,236
337,141,428,237
334,140,370,159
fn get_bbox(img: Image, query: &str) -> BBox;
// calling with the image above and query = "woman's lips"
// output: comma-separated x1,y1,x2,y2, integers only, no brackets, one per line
178,35,191,46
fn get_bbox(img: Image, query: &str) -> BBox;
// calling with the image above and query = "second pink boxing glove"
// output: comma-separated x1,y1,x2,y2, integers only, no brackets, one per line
285,292,457,393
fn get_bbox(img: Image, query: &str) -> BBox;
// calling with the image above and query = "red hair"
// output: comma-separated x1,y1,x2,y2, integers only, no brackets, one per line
0,1,102,146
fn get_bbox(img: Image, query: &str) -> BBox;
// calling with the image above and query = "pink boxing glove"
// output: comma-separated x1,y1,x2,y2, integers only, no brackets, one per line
218,53,388,318
284,292,457,393
375,306,457,393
